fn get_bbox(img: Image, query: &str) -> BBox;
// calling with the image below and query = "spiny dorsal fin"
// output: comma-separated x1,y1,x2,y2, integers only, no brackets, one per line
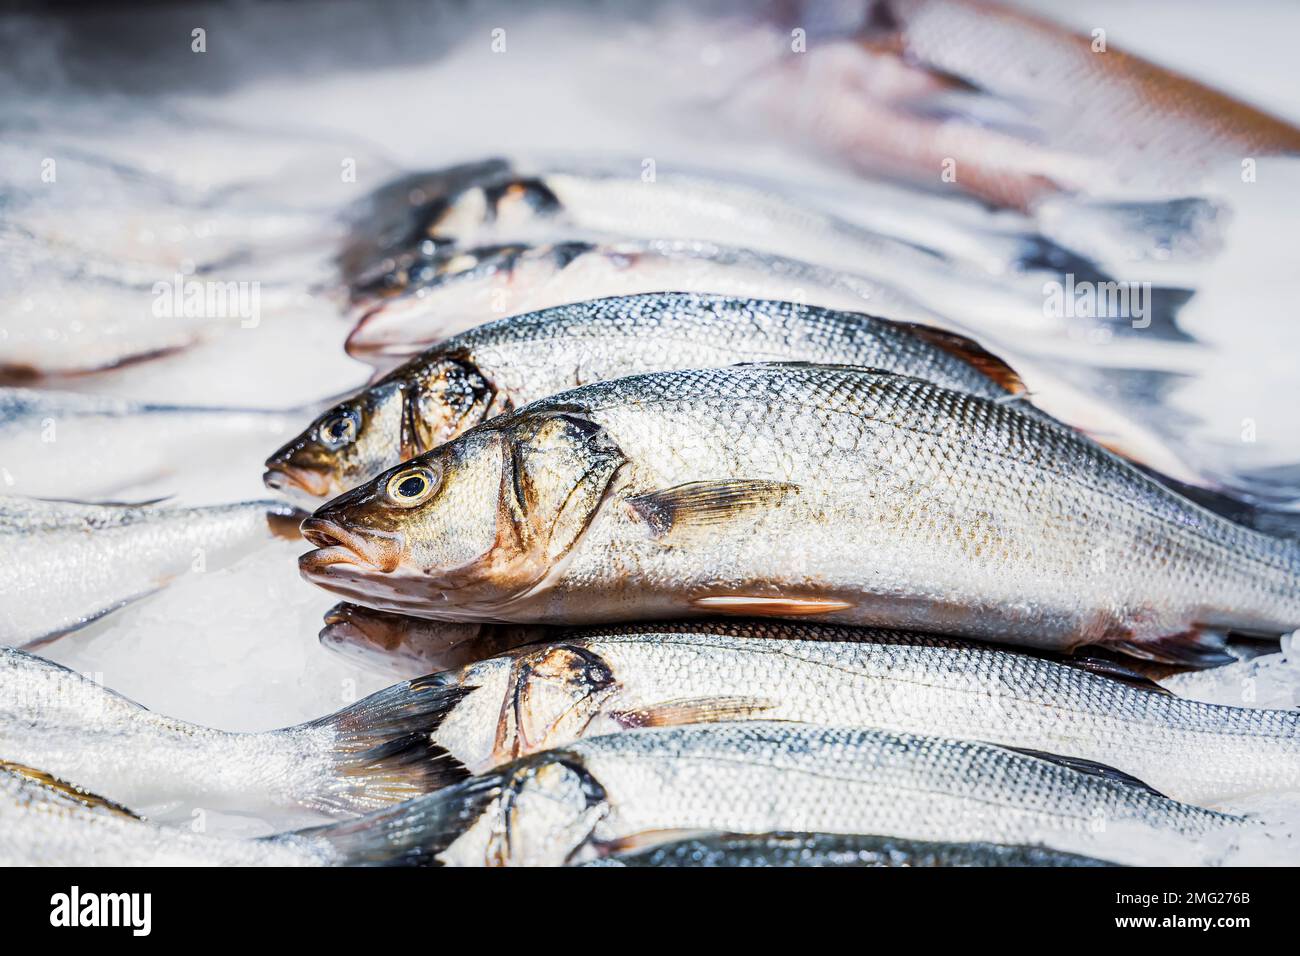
898,323,1026,395
627,480,799,536
0,760,143,819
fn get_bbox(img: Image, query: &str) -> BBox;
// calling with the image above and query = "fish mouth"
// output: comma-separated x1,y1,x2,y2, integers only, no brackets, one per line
300,517,405,573
263,464,335,499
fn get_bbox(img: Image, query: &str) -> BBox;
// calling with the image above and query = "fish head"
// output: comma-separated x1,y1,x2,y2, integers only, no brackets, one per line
263,382,408,502
439,755,609,867
298,409,625,615
497,643,621,759
348,242,593,357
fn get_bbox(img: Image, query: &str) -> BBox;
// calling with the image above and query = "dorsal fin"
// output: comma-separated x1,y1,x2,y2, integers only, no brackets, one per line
0,760,143,819
1001,748,1167,797
897,323,1027,395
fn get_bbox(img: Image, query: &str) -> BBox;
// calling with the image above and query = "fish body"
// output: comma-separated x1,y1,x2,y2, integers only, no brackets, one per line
342,722,1265,867
588,831,1119,867
0,762,323,866
268,292,1026,500
1,496,301,645
300,364,1300,663
411,621,1300,806
345,239,944,364
0,389,301,499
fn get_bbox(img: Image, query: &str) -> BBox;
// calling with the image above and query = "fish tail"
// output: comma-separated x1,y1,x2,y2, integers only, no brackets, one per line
297,675,474,814
283,772,505,866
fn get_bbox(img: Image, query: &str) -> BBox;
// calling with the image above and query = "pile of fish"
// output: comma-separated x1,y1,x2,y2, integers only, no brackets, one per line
5,0,1300,867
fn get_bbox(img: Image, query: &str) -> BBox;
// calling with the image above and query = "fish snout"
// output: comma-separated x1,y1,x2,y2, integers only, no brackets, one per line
301,516,406,573
263,462,334,499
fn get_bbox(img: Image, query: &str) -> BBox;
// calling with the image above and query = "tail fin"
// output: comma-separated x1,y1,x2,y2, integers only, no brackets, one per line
298,675,474,815
285,772,505,866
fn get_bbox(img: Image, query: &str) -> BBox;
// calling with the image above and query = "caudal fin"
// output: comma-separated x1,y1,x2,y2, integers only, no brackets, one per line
296,675,474,815
285,772,505,866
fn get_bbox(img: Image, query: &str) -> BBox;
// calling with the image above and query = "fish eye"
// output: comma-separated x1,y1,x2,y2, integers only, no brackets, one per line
317,409,360,449
386,465,439,506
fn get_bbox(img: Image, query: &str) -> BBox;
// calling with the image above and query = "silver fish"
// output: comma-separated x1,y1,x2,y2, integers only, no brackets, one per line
378,621,1300,807
1,495,302,645
0,761,320,866
586,832,1119,867
321,722,1270,867
299,364,1300,664
345,239,944,364
0,388,304,500
268,292,1028,501
0,647,466,815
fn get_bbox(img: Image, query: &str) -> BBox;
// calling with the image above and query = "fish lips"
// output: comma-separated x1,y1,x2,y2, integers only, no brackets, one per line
263,463,336,500
300,517,406,575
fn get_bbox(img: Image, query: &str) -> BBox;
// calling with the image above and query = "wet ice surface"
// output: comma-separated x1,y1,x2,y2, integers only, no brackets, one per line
4,0,1300,855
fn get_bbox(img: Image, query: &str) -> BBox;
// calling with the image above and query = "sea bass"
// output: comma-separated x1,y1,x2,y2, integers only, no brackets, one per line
266,293,1027,500
344,239,944,364
300,722,1270,867
0,647,465,814
1,495,302,645
388,620,1300,806
585,832,1118,867
299,364,1300,664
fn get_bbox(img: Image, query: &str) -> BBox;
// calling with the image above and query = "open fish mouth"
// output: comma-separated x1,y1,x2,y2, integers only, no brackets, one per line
300,517,405,573
264,464,335,499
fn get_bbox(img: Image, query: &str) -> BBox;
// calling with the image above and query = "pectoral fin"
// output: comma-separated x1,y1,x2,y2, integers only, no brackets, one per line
627,480,799,536
0,761,142,819
611,696,777,729
690,594,853,616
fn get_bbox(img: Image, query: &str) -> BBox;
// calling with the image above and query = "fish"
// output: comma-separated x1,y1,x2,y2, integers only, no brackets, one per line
0,761,321,866
292,722,1272,866
344,158,1138,337
1,495,304,646
266,292,1030,501
745,1,1300,260
298,363,1300,665
344,239,945,364
0,646,467,815
351,620,1300,807
319,602,542,679
0,388,305,500
584,831,1119,867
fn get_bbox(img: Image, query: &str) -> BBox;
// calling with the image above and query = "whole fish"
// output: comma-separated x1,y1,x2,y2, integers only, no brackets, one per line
345,239,944,364
0,388,303,499
300,722,1269,867
266,292,1028,501
0,647,465,814
299,364,1300,664
319,602,541,679
1,496,302,645
364,620,1300,807
586,832,1119,867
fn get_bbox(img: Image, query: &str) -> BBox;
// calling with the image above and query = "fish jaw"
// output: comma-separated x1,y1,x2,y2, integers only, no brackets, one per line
300,516,407,574
263,464,336,501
